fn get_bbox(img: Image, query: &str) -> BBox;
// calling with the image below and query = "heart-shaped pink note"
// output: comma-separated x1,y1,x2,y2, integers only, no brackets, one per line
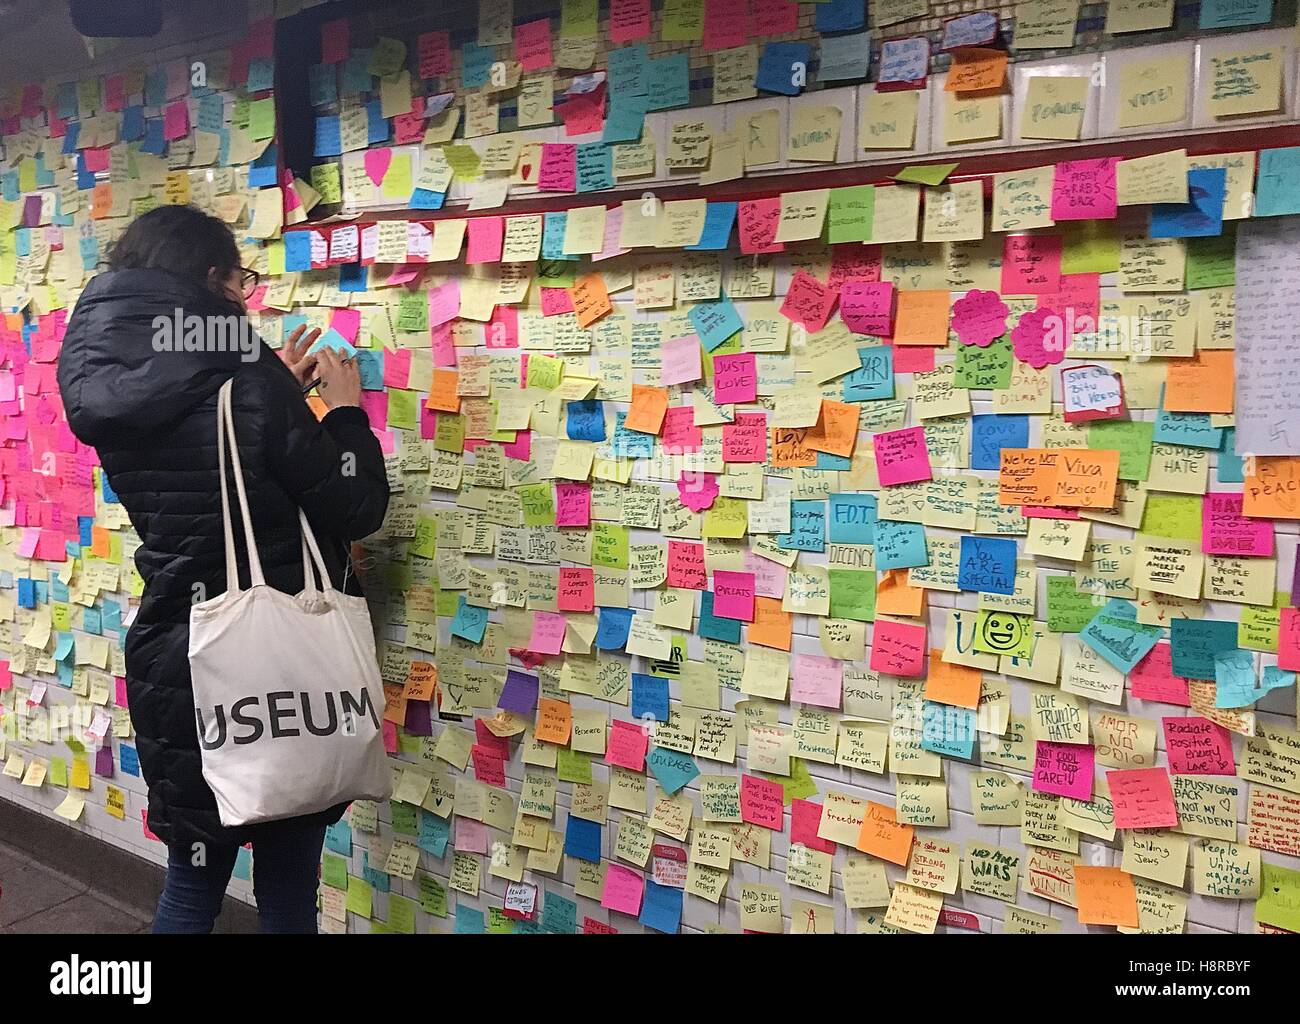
363,147,393,187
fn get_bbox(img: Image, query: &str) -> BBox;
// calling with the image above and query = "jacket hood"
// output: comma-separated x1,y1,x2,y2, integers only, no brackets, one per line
57,268,276,445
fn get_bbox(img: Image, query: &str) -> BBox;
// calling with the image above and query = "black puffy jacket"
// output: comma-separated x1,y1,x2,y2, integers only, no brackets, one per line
57,268,390,847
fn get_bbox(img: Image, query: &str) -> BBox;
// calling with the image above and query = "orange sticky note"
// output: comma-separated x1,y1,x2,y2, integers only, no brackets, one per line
876,569,926,617
91,183,113,220
856,800,915,865
747,597,793,651
535,697,573,744
624,384,669,434
892,290,951,346
403,661,438,701
1164,349,1233,414
570,272,612,328
1243,456,1300,519
426,369,462,413
90,526,112,559
383,681,407,725
804,400,859,457
1074,865,1140,927
944,48,1008,94
999,447,1119,509
924,648,982,709
770,426,818,468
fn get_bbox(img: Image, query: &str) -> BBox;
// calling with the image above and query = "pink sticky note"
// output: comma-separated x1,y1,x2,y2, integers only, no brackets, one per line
753,0,798,33
1162,716,1235,775
1107,767,1179,830
840,280,895,335
660,406,702,453
1040,272,1100,334
321,17,350,63
703,0,749,51
555,482,592,527
1128,642,1190,705
431,322,457,368
592,204,629,262
1012,307,1066,370
502,429,531,462
471,745,508,787
82,147,110,173
722,412,767,463
779,270,837,332
514,18,553,71
744,550,788,600
329,307,361,343
428,280,460,327
740,774,785,829
1001,234,1063,295
712,570,756,621
677,472,719,512
540,287,575,316
601,863,645,915
790,799,837,854
114,676,127,706
790,653,844,709
829,244,883,288
466,216,504,265
528,611,567,655
891,344,936,374
1051,157,1118,221
420,405,438,441
712,353,757,404
951,289,1009,347
869,620,927,677
667,540,707,590
537,143,577,192
661,335,703,386
558,567,595,612
383,348,412,389
163,100,189,141
1281,607,1300,672
455,817,490,854
608,719,649,772
359,390,388,433
1203,492,1273,556
486,306,519,348
609,0,652,42
363,147,393,187
1032,741,1095,800
737,198,785,255
557,91,606,137
873,426,931,486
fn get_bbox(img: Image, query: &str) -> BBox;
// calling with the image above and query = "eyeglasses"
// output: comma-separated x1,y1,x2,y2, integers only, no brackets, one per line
239,267,260,298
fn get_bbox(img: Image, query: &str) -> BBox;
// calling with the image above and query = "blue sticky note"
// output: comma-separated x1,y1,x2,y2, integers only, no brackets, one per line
609,44,648,95
646,52,690,110
119,744,140,776
309,329,356,357
575,142,614,193
314,115,342,156
646,747,700,796
1200,0,1271,29
365,100,388,144
232,847,253,882
543,892,578,934
324,820,353,855
247,57,275,93
756,42,812,95
454,904,486,933
410,188,446,210
1170,618,1238,680
567,399,606,441
61,123,81,156
1260,665,1297,700
309,64,338,108
1155,401,1223,449
563,815,602,863
1256,147,1300,218
878,37,929,86
698,591,742,643
874,519,928,570
339,263,368,292
843,346,895,402
971,414,1029,470
362,850,390,892
341,53,373,94
921,701,977,758
941,10,998,49
957,536,1017,595
141,118,166,155
596,607,634,650
418,811,451,857
828,493,877,544
1151,168,1227,239
449,596,488,644
1079,601,1161,673
356,349,384,390
815,452,853,471
603,95,648,143
689,297,744,351
283,231,313,272
56,82,78,120
1214,648,1261,707
121,105,145,142
461,42,494,89
542,211,568,260
685,202,738,251
819,31,872,81
631,673,670,722
639,880,683,934
777,500,827,552
144,69,167,106
17,578,34,608
816,0,866,32
612,412,656,456
1218,428,1244,483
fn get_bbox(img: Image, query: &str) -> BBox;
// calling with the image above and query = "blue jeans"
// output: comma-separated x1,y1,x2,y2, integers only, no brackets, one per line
152,819,328,934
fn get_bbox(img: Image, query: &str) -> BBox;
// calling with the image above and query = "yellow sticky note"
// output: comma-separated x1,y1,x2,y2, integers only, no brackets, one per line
788,105,841,163
1106,0,1173,33
1206,48,1283,118
1116,150,1189,205
1118,59,1188,128
860,90,919,151
774,189,830,243
562,204,606,255
945,93,1002,145
1020,76,1088,141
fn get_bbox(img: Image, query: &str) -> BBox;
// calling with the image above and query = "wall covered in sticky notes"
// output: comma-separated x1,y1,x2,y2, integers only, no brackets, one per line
3,0,1300,939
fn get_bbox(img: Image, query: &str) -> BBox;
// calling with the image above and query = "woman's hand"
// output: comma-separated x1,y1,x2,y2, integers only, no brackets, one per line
315,347,363,410
279,325,321,387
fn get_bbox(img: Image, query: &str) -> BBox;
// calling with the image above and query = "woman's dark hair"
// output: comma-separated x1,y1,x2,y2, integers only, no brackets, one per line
108,204,241,284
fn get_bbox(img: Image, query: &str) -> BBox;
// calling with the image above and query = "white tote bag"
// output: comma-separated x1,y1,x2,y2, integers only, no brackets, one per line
189,379,392,827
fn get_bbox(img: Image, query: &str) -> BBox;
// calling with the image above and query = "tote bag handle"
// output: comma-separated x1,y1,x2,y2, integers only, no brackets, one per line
216,379,335,597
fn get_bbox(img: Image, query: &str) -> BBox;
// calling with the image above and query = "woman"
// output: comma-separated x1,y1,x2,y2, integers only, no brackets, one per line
57,205,390,933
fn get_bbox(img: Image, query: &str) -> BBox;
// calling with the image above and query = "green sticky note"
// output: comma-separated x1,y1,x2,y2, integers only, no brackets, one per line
593,522,629,569
1239,592,1283,652
537,259,578,287
526,353,564,390
1088,420,1153,481
560,0,599,37
488,907,516,933
381,153,413,200
321,853,349,891
434,413,465,453
398,731,422,756
827,185,875,244
557,747,594,784
1185,228,1236,290
894,162,958,186
1258,862,1300,933
248,97,276,141
419,873,449,917
387,388,418,431
346,876,373,918
661,0,704,41
710,331,744,355
828,569,876,622
311,163,342,204
1046,577,1100,633
397,289,429,333
441,143,482,182
49,757,68,787
954,335,1012,389
519,483,557,526
757,758,817,805
651,635,689,678
388,893,418,934
411,515,438,560
391,801,419,836
973,610,1034,657
1061,221,1121,275
1140,495,1203,542
64,736,86,755
435,588,461,617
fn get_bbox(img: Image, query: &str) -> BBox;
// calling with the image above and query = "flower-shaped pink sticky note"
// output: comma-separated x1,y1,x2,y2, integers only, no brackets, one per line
951,289,1009,348
677,472,719,512
1012,307,1066,370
